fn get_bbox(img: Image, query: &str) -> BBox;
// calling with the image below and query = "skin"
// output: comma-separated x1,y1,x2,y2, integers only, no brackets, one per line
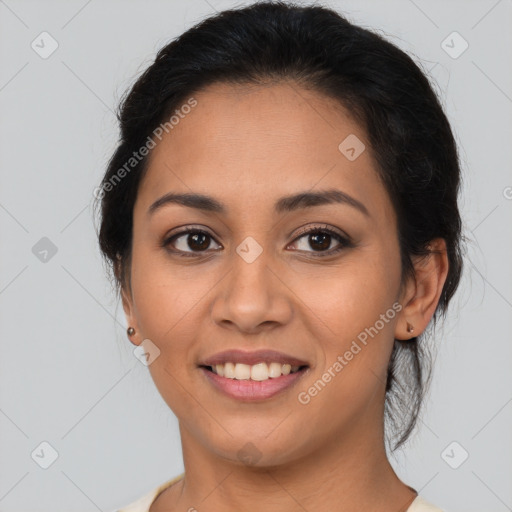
120,80,449,512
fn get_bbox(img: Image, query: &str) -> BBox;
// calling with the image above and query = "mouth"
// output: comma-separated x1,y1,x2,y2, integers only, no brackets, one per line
198,362,310,402
199,362,309,381
197,349,310,401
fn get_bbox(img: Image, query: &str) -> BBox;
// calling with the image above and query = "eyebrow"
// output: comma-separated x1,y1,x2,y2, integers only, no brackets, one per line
147,188,370,217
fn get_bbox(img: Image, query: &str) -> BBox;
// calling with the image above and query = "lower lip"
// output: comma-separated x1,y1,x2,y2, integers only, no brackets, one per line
200,367,308,401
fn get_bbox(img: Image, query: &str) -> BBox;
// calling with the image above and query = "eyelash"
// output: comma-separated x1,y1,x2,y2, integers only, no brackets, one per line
162,224,354,259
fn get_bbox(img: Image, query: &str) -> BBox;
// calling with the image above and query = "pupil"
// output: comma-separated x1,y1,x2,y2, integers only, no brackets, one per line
189,233,209,251
310,233,330,250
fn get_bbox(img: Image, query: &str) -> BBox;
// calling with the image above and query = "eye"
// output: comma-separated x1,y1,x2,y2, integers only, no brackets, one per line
162,227,222,257
288,225,353,257
162,224,354,258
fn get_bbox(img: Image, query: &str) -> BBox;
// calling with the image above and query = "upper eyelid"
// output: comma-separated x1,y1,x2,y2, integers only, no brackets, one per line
293,223,347,239
167,224,347,239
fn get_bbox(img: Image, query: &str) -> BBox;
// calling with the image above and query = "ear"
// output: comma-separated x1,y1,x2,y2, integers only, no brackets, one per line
395,238,449,340
120,282,142,347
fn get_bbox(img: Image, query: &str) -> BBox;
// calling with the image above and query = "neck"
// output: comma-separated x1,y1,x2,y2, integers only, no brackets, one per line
158,407,417,512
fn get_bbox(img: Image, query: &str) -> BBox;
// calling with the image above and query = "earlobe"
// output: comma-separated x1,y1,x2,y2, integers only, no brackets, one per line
126,326,139,345
121,286,141,346
395,238,449,340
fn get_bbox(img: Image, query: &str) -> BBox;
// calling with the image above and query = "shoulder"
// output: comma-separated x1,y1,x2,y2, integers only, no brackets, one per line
407,495,447,512
111,473,185,512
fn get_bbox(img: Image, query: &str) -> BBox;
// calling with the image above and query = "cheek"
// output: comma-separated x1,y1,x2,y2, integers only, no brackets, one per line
128,250,221,396
302,256,399,339
130,249,206,339
301,250,401,385
128,255,207,411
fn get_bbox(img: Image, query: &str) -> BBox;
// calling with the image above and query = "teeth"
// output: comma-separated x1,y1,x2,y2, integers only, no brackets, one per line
210,362,302,380
268,362,284,378
251,362,268,381
235,363,251,380
223,362,235,379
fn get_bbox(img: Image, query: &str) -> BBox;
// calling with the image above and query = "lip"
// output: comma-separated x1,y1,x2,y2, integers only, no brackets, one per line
200,366,309,401
199,349,309,367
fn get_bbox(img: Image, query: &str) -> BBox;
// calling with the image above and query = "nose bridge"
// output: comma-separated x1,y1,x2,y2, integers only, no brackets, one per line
211,233,291,331
230,234,273,300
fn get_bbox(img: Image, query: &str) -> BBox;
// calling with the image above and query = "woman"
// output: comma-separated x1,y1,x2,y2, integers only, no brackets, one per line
96,2,465,511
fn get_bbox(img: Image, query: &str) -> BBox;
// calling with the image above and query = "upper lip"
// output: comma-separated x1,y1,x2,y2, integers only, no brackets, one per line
199,349,309,368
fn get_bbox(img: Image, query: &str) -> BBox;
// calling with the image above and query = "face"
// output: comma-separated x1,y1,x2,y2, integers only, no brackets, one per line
122,81,413,466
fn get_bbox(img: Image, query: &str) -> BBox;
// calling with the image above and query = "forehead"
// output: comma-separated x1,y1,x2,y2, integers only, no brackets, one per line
134,81,394,224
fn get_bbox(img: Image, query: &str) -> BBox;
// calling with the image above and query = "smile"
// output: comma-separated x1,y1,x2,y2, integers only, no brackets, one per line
200,363,309,401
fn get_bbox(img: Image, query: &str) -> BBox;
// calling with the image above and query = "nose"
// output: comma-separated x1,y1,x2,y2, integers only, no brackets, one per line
210,245,293,334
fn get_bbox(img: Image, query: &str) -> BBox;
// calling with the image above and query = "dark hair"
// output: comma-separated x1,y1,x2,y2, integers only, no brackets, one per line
94,0,465,453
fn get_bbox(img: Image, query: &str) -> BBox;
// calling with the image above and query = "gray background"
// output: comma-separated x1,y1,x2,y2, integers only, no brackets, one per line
0,0,511,511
